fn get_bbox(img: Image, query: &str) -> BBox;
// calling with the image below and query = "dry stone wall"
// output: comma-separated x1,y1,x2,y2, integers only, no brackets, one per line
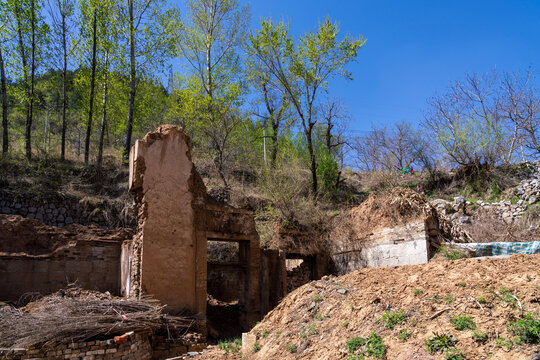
0,192,134,229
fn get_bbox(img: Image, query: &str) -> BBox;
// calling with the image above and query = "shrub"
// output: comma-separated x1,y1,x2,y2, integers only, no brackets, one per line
380,310,408,328
450,314,476,331
346,337,366,353
253,342,260,352
508,313,540,344
414,289,423,296
425,332,458,353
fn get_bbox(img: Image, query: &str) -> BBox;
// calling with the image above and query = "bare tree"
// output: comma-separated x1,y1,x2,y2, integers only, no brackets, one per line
353,121,431,172
423,70,523,167
499,68,540,158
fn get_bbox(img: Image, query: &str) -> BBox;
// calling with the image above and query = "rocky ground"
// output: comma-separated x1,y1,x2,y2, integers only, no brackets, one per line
193,254,540,360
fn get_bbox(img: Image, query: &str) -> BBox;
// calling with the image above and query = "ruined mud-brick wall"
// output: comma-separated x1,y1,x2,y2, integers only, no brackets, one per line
0,214,133,301
0,192,135,229
128,125,261,330
286,260,311,293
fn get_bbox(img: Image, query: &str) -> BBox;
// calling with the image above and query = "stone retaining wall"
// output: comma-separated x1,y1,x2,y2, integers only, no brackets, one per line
0,192,134,229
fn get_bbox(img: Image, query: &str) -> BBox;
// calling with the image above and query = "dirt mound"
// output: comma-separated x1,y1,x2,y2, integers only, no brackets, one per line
348,187,433,240
0,214,133,255
196,254,540,360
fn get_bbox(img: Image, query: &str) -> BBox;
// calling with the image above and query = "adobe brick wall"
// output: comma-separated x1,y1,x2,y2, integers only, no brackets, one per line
0,214,132,301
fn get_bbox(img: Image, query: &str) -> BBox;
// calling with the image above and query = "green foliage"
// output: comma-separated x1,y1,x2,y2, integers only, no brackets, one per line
413,289,423,296
346,337,366,353
425,332,458,353
444,348,465,360
495,287,517,306
398,328,412,342
285,344,297,353
218,338,241,354
440,246,466,260
508,313,540,344
317,150,339,192
261,329,270,338
346,333,386,359
312,294,323,302
380,310,408,329
450,314,476,331
444,295,454,305
253,341,260,353
472,331,488,343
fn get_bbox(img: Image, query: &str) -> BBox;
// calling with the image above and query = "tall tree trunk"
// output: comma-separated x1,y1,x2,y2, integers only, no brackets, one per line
0,47,8,154
61,5,68,160
306,126,318,194
123,0,136,164
97,52,109,167
15,5,29,157
270,122,278,168
25,0,37,160
84,10,98,164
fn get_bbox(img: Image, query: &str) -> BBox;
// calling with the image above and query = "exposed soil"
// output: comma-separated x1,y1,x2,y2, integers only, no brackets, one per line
194,254,540,359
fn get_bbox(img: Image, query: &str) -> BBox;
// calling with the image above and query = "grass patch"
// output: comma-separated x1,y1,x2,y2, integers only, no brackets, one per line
413,289,423,296
440,246,467,260
285,344,297,353
253,341,260,353
472,331,488,343
218,338,241,354
312,294,323,302
450,314,476,331
425,332,458,354
398,328,412,342
380,310,408,328
444,348,465,360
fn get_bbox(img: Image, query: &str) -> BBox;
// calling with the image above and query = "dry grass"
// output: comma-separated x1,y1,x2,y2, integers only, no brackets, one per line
465,205,540,243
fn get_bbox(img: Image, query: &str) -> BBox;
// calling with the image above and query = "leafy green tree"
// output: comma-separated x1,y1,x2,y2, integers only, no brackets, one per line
177,0,250,187
121,0,180,164
0,0,9,153
248,17,364,193
10,0,50,159
48,0,76,160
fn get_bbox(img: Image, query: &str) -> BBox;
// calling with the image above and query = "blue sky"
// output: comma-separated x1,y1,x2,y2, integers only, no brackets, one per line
248,0,540,135
172,0,540,136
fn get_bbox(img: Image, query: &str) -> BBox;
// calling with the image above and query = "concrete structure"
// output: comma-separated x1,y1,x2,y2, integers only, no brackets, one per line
127,125,261,331
332,220,437,275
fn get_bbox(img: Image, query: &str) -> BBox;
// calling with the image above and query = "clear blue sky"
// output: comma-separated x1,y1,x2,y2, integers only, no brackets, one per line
175,0,540,135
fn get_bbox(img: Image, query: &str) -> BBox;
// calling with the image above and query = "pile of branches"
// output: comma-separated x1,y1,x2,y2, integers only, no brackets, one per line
0,294,195,349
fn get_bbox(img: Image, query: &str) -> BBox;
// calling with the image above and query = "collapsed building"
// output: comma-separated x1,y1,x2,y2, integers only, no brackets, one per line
0,125,454,359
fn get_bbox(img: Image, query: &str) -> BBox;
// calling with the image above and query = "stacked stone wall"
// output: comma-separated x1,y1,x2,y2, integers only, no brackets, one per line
0,192,134,229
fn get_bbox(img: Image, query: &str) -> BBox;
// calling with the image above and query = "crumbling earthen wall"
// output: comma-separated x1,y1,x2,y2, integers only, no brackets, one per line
0,214,132,301
128,125,261,330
